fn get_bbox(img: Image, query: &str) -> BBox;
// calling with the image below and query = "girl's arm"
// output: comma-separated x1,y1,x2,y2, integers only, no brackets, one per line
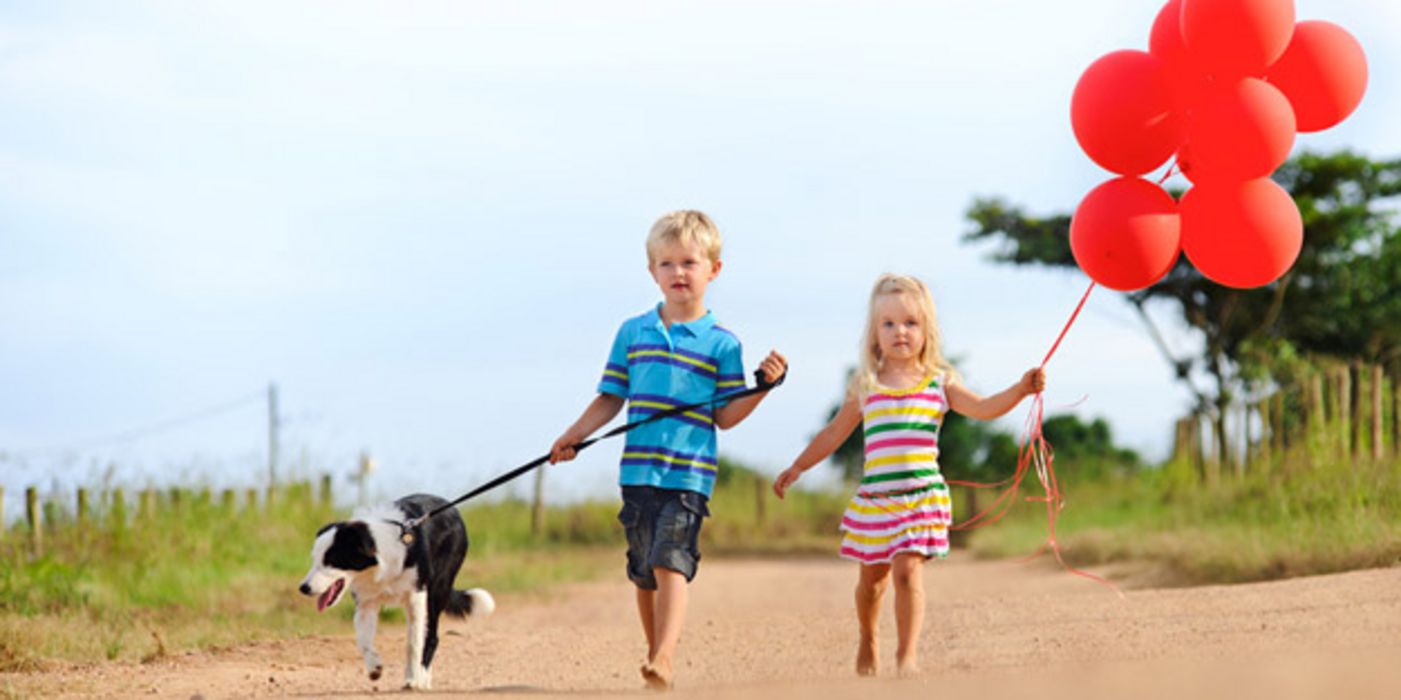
549,394,626,463
714,350,788,429
772,393,862,499
945,367,1046,421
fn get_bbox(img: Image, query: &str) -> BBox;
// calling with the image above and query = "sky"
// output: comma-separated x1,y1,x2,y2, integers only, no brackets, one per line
3,0,1399,517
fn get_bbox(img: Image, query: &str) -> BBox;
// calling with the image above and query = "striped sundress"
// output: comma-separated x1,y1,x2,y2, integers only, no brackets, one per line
839,372,952,564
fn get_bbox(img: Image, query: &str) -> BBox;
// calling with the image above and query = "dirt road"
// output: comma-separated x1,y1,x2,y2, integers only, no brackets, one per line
6,555,1400,699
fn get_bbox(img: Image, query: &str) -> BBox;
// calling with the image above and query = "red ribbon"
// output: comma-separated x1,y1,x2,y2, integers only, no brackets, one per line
947,280,1124,596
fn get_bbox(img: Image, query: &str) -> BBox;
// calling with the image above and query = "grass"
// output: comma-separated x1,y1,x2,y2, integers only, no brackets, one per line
0,469,845,670
6,451,1397,671
966,452,1401,584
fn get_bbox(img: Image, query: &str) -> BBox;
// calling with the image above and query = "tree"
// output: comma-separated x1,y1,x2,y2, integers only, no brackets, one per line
964,151,1401,476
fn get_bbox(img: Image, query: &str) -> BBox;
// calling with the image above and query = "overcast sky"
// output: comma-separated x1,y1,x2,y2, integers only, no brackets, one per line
3,0,1398,514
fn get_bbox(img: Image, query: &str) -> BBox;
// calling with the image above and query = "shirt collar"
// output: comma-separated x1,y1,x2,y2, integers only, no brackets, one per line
650,302,716,338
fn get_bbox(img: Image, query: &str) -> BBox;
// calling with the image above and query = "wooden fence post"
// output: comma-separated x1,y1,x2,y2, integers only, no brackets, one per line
320,474,333,507
245,488,259,513
221,489,236,514
1257,399,1271,468
1337,366,1352,460
77,488,90,527
111,488,127,530
26,487,41,554
1392,373,1401,459
139,489,154,520
1309,373,1326,450
754,472,767,526
531,466,546,537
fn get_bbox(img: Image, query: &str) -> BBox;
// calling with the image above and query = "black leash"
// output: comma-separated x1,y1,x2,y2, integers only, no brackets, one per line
394,368,787,541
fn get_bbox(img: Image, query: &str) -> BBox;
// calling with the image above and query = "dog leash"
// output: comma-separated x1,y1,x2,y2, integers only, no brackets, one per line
393,368,787,542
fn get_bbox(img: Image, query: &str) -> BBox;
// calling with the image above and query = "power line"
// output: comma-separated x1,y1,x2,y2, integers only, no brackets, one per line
6,390,267,457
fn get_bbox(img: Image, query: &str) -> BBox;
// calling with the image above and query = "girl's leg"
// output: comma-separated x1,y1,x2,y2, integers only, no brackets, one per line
891,553,925,675
855,562,891,676
643,567,689,689
636,586,657,658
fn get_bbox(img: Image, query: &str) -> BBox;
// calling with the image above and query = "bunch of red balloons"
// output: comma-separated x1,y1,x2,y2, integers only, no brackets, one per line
1068,0,1368,290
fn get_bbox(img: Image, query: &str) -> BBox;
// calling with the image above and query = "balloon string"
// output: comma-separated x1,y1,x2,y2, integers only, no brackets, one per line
948,280,1123,597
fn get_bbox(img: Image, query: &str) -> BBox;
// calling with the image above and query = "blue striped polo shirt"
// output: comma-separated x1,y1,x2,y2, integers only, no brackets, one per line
598,303,746,497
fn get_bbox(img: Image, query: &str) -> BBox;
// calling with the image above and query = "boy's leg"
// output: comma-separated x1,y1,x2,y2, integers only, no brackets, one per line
636,586,658,658
855,562,891,676
891,553,925,675
642,567,688,688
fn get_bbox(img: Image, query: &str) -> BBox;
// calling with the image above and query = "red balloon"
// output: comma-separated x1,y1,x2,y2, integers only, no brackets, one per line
1070,177,1182,291
1071,50,1181,176
1149,0,1212,110
1183,78,1295,182
1180,178,1303,288
1181,0,1295,77
1267,21,1368,132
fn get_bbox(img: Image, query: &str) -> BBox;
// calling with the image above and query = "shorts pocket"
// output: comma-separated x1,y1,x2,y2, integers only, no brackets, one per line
677,491,710,519
617,501,642,528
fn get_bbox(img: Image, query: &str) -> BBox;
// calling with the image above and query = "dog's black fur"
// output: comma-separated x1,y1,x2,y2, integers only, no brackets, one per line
300,494,493,690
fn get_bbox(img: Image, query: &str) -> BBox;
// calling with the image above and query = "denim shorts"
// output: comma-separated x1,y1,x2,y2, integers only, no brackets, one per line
617,486,709,589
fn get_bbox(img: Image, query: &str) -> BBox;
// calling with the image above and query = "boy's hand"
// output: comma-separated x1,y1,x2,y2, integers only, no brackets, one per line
1022,367,1046,396
549,432,583,464
772,466,801,499
757,350,788,387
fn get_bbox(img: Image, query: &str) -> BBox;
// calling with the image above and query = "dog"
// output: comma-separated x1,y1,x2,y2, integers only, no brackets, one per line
299,493,494,690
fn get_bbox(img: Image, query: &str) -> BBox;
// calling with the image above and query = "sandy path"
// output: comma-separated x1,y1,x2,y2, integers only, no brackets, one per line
6,554,1400,699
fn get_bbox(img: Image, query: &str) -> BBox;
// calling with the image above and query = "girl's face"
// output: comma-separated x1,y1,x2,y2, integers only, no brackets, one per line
873,292,926,365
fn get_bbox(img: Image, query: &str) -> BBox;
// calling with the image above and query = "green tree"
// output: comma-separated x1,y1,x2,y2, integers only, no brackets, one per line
964,151,1401,475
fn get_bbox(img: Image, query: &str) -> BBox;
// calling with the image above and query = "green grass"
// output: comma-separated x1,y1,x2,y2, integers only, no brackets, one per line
0,470,846,670
967,453,1401,584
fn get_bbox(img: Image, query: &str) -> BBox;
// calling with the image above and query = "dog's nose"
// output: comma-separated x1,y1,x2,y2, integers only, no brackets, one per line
299,583,312,596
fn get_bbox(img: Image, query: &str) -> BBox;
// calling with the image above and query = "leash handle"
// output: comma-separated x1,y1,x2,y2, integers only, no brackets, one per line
405,365,789,529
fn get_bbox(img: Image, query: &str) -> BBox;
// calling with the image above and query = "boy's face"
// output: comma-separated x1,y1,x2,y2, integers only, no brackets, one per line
648,239,721,309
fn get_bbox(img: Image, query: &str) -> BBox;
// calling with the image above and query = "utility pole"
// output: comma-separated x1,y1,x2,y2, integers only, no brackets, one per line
268,383,280,488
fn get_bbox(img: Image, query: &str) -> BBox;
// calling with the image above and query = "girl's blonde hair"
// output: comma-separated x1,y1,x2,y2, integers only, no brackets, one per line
851,273,955,400
646,210,722,264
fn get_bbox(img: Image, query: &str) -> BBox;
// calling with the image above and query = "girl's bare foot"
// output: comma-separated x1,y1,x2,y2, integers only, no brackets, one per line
856,637,879,677
641,661,673,691
896,657,921,678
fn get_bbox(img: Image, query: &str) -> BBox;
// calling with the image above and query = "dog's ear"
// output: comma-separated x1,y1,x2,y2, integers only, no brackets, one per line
325,522,378,571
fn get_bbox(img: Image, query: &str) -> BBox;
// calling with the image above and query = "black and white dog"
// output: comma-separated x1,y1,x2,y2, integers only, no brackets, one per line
299,494,494,690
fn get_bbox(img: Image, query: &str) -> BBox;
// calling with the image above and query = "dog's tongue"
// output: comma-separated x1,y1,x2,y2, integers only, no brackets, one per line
317,579,344,613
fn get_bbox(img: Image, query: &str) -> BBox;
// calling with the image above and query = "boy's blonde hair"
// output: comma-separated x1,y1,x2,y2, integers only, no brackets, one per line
646,210,722,264
852,273,955,400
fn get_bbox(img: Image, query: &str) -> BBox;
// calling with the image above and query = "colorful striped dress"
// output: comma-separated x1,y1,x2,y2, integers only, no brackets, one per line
839,373,952,564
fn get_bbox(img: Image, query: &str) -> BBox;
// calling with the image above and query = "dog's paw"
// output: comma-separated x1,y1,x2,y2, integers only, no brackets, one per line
367,665,382,682
403,674,432,691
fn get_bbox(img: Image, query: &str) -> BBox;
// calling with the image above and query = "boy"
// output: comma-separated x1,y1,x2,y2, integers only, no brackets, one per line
549,210,786,690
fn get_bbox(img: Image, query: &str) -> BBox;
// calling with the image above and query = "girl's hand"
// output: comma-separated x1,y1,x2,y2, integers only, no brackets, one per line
773,466,802,499
757,350,788,386
1022,367,1046,396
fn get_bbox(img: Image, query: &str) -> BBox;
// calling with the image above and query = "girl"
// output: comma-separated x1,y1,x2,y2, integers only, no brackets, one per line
772,273,1044,677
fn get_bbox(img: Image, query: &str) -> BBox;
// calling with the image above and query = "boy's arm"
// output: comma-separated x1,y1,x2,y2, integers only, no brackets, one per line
549,394,626,463
714,350,788,429
946,367,1046,420
773,394,861,498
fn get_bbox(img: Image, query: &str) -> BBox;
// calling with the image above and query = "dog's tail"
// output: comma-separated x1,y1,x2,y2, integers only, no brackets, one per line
446,588,495,619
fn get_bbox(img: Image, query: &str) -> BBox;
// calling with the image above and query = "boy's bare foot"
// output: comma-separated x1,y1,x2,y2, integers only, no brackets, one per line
856,637,878,677
641,661,673,691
